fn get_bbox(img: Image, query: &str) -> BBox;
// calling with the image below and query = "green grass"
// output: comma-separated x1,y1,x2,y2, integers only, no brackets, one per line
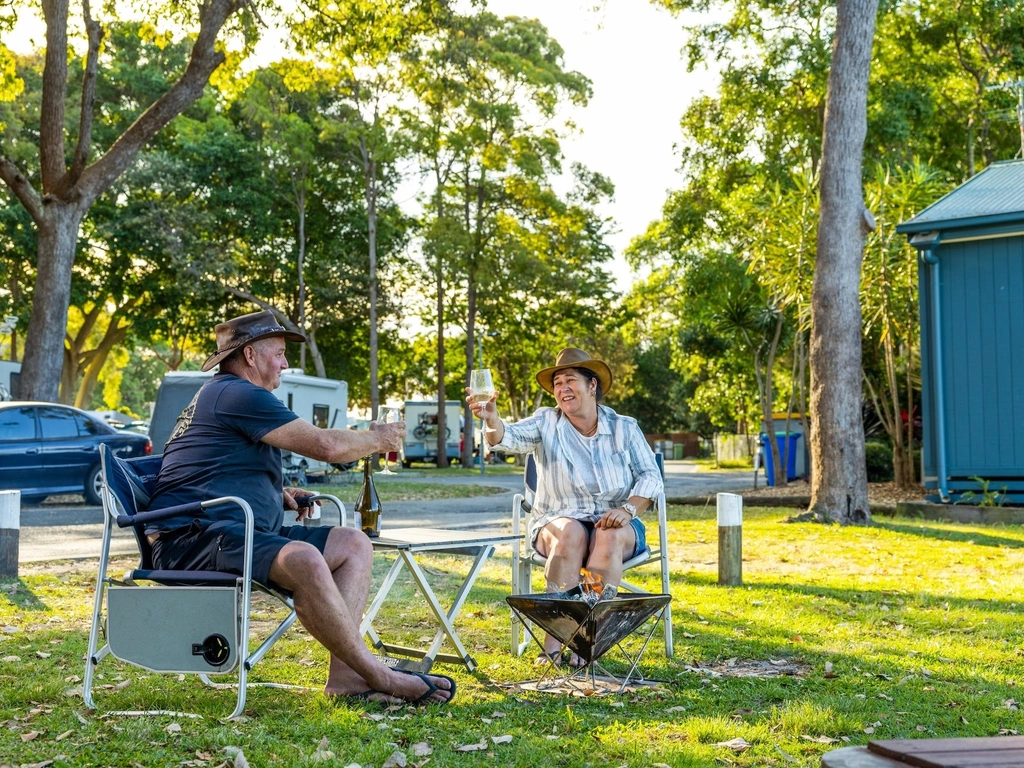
404,461,525,477
694,457,754,470
316,480,508,503
3,506,1024,766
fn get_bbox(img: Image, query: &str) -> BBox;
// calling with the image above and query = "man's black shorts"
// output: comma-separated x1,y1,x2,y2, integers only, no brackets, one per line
150,518,333,588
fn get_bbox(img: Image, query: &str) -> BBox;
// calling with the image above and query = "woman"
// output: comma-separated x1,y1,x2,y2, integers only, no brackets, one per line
467,347,663,665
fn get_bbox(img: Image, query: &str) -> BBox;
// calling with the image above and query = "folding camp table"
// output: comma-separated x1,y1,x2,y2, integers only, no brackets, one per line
359,527,522,673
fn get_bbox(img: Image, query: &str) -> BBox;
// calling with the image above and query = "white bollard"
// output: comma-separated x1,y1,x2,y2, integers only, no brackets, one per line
0,490,19,579
717,492,743,586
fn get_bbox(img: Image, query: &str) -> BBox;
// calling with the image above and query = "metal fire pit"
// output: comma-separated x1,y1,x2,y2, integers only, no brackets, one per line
506,591,671,692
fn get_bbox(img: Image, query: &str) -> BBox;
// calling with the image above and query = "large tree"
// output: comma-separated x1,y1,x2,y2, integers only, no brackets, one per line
0,0,257,402
808,0,878,523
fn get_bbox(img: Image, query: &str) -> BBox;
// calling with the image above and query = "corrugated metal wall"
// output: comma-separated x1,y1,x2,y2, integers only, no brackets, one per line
935,235,1024,478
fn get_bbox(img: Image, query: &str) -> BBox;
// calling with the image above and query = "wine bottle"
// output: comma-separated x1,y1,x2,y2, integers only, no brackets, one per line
354,456,382,538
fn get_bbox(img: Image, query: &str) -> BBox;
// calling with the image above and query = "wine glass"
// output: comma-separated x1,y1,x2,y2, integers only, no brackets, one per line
376,406,400,475
469,369,497,432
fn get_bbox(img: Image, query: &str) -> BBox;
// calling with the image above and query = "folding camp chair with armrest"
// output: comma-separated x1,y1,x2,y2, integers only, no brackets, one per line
83,444,346,720
510,455,673,658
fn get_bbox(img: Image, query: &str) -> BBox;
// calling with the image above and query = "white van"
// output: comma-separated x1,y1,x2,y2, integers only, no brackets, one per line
149,369,349,482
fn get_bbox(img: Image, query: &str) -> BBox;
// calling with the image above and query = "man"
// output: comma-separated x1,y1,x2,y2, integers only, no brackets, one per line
147,310,455,705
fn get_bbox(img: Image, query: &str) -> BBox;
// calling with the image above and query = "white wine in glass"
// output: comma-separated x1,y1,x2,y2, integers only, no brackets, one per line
376,407,400,475
469,369,497,432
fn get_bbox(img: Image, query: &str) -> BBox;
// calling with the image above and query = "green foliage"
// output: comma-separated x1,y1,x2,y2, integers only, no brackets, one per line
864,440,894,483
957,476,1008,508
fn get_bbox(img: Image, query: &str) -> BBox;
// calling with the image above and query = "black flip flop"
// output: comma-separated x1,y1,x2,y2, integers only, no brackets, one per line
394,668,457,705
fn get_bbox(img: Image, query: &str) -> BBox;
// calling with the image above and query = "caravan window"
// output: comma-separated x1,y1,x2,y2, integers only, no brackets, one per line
312,404,329,429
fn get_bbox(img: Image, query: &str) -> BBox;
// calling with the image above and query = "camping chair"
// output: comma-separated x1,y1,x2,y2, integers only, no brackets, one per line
83,444,345,720
510,454,673,658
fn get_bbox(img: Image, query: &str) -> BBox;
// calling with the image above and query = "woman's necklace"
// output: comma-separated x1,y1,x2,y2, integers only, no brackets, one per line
579,418,599,437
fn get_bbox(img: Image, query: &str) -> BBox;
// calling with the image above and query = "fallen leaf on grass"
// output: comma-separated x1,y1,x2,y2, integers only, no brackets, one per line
864,727,875,734
714,737,750,752
21,757,65,768
381,750,406,768
311,736,335,762
166,723,182,734
54,729,73,741
456,740,488,752
410,742,432,757
1003,699,1019,710
3,655,21,662
490,735,513,745
36,651,51,659
800,735,839,744
681,632,696,639
20,730,41,741
223,746,249,768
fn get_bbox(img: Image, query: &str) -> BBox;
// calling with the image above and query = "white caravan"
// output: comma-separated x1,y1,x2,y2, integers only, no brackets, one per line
401,400,465,467
149,369,349,482
0,360,20,400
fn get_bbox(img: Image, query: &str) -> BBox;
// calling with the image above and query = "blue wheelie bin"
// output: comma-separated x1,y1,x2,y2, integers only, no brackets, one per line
760,433,801,486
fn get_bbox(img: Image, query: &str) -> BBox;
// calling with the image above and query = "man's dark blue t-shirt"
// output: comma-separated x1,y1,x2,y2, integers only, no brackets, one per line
146,373,299,535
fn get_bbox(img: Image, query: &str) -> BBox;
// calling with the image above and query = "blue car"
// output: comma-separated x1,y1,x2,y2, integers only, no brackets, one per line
0,401,152,505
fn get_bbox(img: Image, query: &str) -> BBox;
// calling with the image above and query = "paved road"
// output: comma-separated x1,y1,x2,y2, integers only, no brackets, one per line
15,460,754,563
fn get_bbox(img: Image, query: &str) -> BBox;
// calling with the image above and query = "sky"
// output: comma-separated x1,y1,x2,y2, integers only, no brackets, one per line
483,0,720,288
6,1,721,289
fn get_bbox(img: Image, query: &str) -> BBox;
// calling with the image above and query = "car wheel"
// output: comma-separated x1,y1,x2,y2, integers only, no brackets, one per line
84,464,104,506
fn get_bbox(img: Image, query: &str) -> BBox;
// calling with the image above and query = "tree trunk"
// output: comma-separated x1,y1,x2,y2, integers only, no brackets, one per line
293,167,308,373
362,141,380,420
435,257,448,468
19,204,85,402
463,287,476,468
808,0,877,524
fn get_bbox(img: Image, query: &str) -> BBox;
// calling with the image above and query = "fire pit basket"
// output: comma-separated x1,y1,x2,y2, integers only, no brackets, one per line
507,592,671,693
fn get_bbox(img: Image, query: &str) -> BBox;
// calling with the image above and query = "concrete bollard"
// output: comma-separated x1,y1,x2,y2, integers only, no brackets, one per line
717,492,743,586
0,490,19,580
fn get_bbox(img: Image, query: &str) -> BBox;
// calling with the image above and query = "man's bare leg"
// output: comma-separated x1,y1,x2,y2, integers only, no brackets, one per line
269,528,452,703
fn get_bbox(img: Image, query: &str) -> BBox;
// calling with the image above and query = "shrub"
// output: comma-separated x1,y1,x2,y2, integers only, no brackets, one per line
865,440,894,482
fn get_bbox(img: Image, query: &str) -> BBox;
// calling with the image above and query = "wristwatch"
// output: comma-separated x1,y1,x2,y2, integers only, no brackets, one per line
622,502,638,519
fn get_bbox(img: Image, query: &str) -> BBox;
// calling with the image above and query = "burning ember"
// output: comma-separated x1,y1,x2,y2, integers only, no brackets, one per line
580,569,603,599
574,570,617,605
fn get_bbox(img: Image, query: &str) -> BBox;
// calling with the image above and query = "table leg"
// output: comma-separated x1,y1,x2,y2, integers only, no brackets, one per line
398,547,493,672
414,545,494,672
360,554,406,637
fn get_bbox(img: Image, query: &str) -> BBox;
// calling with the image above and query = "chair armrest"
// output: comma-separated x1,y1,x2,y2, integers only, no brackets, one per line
304,494,346,528
116,501,204,528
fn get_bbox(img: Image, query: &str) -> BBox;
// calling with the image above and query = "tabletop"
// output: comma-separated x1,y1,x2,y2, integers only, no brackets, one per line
370,526,522,551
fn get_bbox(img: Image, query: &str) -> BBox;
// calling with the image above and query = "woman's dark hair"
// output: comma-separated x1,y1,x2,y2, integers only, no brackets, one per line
572,367,603,402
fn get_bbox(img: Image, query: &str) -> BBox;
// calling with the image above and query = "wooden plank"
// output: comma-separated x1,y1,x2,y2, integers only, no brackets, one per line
870,737,1024,757
869,737,1024,767
907,759,1024,768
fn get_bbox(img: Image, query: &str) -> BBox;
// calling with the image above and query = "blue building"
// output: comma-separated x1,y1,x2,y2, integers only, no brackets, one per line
897,160,1024,503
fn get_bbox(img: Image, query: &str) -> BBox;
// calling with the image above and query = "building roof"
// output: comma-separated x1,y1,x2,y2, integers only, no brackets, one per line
897,159,1024,234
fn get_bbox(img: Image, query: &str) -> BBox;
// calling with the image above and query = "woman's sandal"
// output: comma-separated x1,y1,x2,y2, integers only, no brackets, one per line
534,651,564,667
